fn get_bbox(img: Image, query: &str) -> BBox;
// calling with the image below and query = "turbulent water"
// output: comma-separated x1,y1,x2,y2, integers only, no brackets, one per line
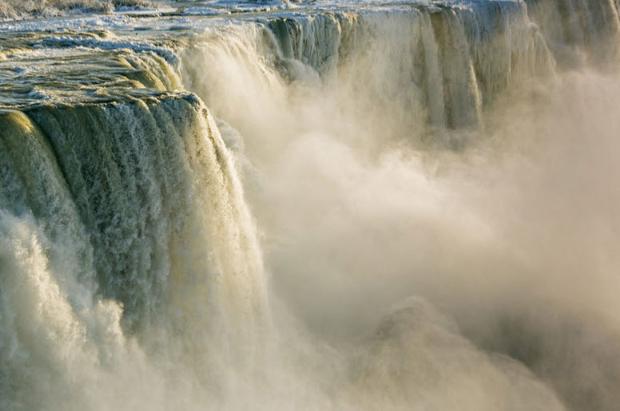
1,0,620,410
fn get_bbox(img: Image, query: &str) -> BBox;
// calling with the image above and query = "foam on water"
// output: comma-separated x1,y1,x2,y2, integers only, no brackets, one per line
1,0,620,410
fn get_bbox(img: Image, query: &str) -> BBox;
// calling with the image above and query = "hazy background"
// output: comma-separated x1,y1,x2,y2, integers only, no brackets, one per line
181,17,620,409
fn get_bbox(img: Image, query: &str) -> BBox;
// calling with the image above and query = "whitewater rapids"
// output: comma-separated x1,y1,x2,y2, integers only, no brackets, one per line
1,0,620,410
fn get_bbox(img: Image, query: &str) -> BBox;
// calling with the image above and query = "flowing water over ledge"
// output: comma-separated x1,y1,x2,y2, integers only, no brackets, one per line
1,1,620,410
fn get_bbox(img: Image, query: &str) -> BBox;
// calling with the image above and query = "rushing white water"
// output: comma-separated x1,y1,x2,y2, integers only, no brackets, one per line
0,0,154,19
0,94,268,410
1,0,620,410
180,2,620,410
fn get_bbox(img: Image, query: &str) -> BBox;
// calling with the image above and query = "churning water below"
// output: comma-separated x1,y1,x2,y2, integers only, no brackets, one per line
1,0,620,410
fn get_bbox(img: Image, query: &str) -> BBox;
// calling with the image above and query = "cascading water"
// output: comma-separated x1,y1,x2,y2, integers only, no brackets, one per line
181,3,558,156
1,0,620,410
0,88,268,409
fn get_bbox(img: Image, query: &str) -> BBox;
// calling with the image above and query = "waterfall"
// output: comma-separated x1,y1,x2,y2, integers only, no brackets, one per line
181,0,618,136
180,3,557,155
0,93,268,409
525,0,620,65
2,0,620,409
